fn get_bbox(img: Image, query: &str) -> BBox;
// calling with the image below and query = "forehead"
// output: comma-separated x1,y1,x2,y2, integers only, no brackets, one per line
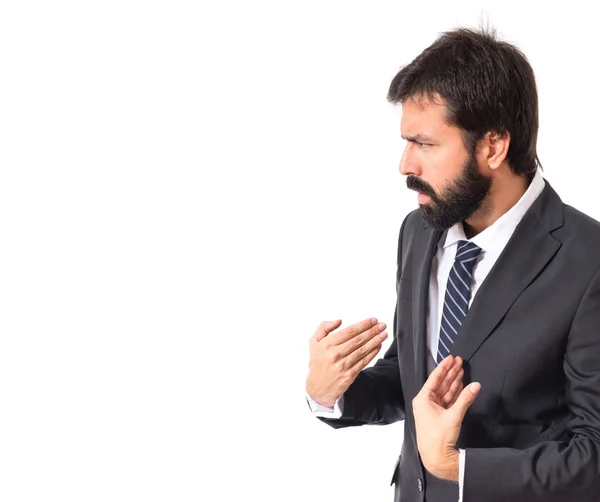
400,95,456,139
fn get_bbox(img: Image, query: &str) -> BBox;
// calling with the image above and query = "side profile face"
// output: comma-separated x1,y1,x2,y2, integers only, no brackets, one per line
399,95,492,230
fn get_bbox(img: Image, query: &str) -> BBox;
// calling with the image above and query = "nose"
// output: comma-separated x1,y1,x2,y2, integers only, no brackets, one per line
399,143,421,177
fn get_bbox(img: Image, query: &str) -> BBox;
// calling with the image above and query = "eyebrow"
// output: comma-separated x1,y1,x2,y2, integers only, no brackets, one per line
401,133,435,143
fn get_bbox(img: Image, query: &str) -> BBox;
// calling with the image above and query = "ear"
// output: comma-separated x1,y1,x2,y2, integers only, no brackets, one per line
477,130,510,172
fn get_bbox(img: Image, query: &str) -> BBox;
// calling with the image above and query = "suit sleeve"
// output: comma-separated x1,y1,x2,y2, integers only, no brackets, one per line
463,265,600,501
317,214,409,429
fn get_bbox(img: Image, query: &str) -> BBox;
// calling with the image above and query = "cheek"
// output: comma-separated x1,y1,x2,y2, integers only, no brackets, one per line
421,159,463,199
421,153,448,185
431,150,466,181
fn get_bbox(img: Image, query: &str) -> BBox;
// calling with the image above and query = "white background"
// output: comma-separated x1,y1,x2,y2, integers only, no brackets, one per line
0,1,598,501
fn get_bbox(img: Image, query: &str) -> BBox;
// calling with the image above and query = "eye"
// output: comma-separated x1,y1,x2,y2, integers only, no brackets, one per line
419,143,431,149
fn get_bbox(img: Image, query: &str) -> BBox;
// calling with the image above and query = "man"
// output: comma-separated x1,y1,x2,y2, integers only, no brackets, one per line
305,27,600,501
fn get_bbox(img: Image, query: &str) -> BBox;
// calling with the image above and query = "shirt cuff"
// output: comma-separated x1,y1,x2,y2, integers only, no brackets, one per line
458,448,465,502
305,392,344,418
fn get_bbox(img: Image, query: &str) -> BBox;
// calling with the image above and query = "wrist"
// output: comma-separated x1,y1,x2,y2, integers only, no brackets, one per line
426,449,460,482
307,392,336,408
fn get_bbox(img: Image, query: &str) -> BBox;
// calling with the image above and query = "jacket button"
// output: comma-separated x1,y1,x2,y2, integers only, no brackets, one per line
417,478,423,492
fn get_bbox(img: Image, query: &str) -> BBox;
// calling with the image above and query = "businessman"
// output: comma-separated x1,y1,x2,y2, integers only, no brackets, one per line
305,27,600,501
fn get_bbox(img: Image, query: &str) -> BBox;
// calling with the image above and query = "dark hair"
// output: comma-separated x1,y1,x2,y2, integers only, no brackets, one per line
387,27,541,182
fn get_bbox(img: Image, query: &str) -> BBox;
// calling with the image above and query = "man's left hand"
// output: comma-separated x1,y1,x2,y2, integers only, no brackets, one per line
412,355,481,481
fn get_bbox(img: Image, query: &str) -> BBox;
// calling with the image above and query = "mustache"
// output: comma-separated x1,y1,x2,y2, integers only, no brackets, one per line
406,176,436,198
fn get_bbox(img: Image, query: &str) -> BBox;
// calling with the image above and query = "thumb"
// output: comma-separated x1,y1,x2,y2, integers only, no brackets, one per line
315,319,342,342
450,382,481,421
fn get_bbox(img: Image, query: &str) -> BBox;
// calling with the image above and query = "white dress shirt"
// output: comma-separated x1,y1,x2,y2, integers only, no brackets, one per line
307,169,545,500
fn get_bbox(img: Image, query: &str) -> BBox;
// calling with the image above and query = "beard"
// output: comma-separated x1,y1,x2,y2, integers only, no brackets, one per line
406,151,492,231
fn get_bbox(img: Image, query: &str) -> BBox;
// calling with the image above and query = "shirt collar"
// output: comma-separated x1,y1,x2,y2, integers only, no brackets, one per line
442,169,545,253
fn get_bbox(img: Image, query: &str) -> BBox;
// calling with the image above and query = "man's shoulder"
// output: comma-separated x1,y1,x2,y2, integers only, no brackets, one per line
558,205,600,252
396,209,426,259
401,208,424,235
553,204,600,267
563,204,600,234
542,179,600,238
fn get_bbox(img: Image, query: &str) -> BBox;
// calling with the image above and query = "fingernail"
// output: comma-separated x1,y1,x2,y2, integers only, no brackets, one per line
380,331,388,339
378,322,386,330
470,383,481,393
371,318,378,326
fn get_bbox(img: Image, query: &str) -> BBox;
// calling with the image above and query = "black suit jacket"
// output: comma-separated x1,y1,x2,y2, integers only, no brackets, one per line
316,179,600,501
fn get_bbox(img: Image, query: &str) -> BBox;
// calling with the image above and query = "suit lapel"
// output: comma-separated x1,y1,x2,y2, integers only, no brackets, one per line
451,180,564,362
412,224,443,387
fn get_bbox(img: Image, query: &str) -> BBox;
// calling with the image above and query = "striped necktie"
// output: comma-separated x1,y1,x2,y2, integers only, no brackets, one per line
437,240,482,364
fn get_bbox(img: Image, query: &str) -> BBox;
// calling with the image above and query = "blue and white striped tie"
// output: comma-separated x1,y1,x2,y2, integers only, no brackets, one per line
437,240,482,364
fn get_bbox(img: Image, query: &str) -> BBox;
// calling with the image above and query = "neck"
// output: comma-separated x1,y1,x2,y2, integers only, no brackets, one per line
463,172,531,239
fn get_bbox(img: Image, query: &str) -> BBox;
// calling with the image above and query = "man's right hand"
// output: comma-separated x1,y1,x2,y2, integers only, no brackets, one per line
305,318,388,408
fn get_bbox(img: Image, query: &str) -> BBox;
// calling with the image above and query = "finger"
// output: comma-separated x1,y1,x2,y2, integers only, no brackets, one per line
329,318,379,345
453,382,465,406
449,382,481,421
314,319,342,342
422,355,455,395
348,343,382,374
440,357,462,394
337,321,387,358
344,328,388,367
435,357,463,398
440,369,464,408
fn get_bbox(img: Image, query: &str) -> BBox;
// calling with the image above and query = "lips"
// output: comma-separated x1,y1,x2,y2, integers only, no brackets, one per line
417,193,431,204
